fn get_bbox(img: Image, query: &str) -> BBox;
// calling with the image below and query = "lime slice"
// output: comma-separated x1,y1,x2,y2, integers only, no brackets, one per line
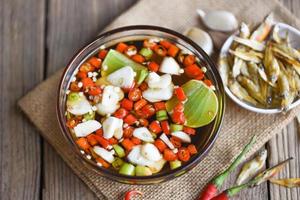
166,80,218,128
101,49,149,84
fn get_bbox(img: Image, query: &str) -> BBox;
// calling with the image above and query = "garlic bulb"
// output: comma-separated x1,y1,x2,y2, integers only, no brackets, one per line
184,27,213,55
197,9,238,32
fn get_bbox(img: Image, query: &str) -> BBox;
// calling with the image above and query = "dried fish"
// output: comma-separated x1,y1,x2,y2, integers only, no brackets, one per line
253,157,293,186
270,178,300,188
229,49,262,63
219,13,300,111
250,13,275,42
197,9,238,32
218,56,230,85
236,149,268,185
232,57,246,78
233,36,265,51
237,76,265,104
228,81,258,105
184,27,214,55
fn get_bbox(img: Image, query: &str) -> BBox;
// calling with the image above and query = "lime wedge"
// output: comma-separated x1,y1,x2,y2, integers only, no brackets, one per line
101,49,149,84
166,80,218,128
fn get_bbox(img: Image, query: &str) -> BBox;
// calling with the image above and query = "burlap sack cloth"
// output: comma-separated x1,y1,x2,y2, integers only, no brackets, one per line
18,0,300,199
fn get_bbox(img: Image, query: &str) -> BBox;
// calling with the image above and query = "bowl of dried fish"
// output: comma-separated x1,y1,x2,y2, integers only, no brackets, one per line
219,14,300,113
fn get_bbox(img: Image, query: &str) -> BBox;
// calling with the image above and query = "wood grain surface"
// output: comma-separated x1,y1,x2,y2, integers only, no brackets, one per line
1,0,300,199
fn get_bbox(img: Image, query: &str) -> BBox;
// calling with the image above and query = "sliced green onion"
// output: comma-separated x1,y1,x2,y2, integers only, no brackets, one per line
113,144,125,158
67,92,80,101
83,111,95,121
119,163,135,176
156,110,168,121
112,157,124,170
139,48,153,60
170,124,183,132
135,165,153,176
170,160,182,170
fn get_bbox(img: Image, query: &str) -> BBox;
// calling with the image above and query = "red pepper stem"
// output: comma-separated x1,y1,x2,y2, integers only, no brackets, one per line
212,135,256,188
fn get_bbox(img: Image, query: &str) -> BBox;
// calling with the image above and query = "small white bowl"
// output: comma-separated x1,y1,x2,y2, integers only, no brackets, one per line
220,23,300,114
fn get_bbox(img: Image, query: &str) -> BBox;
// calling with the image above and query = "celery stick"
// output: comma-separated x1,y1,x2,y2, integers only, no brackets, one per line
170,160,182,170
113,144,125,158
170,124,183,132
135,165,153,176
119,163,135,176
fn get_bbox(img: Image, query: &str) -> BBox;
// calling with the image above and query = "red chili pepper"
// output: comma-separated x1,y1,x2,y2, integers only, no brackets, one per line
124,114,137,125
98,49,108,59
160,120,170,134
154,102,166,111
197,136,256,200
134,99,147,111
172,111,185,124
149,121,162,134
114,108,128,119
88,86,102,96
121,98,134,111
183,126,196,135
173,102,184,112
124,190,143,200
184,64,202,78
148,61,159,72
141,104,156,118
174,87,187,101
128,88,142,101
93,135,109,149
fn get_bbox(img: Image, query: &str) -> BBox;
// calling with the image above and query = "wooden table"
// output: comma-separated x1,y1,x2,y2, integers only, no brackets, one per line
1,0,299,199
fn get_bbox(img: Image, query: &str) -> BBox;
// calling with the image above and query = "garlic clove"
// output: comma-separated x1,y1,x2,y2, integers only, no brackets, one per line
96,102,119,116
197,9,238,32
133,127,154,142
127,145,153,166
102,117,123,139
159,57,181,75
93,146,115,163
73,120,102,137
159,133,175,149
171,131,191,143
184,27,213,56
142,84,174,103
141,143,162,162
146,72,172,89
107,66,135,88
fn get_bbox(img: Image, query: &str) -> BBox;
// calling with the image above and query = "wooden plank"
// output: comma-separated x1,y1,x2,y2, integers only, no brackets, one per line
267,122,300,200
43,0,137,199
221,148,269,200
267,1,300,199
0,0,45,199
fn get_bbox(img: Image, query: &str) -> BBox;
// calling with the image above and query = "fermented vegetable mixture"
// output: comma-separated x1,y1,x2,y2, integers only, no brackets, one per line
65,38,218,176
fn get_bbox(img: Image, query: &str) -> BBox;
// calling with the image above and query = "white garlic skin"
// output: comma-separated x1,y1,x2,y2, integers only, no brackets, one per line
184,27,213,56
197,9,238,32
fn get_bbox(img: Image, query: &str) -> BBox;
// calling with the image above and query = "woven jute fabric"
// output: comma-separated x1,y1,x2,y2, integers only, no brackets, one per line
18,0,300,199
